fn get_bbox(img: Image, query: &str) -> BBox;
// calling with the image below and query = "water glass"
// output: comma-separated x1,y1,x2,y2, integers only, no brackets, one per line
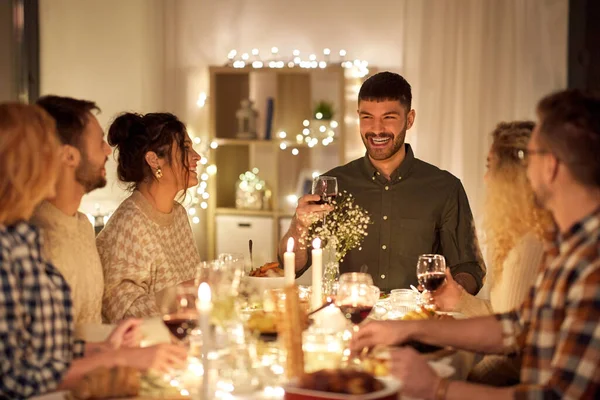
389,289,419,317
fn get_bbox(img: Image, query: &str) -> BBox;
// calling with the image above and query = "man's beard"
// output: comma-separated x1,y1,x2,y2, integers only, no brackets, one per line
362,124,407,161
75,154,107,193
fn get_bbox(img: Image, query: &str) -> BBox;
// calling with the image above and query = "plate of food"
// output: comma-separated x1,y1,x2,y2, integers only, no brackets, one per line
244,262,286,293
246,309,279,341
358,345,455,378
284,369,400,400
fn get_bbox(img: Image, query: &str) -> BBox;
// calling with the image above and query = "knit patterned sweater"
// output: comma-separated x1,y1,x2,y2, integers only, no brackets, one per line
96,191,200,322
32,201,104,329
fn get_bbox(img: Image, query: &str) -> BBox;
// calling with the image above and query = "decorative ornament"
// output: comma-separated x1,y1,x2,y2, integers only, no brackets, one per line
236,99,259,139
155,167,163,179
235,169,271,210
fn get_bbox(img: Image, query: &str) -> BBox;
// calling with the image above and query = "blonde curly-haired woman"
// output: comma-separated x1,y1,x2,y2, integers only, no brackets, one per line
430,121,553,386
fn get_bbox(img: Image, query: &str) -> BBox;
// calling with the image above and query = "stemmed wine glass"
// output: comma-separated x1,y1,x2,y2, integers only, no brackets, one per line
311,176,338,205
161,284,199,345
336,272,379,366
416,254,447,310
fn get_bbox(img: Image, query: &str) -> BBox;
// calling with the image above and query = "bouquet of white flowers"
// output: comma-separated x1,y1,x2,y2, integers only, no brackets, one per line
300,190,371,262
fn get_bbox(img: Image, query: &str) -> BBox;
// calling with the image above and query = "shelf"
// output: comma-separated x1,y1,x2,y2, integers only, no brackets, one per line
214,137,340,149
215,207,276,217
215,208,295,219
214,138,276,146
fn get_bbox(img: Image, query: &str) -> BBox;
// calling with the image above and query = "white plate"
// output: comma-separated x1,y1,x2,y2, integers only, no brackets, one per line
243,275,286,294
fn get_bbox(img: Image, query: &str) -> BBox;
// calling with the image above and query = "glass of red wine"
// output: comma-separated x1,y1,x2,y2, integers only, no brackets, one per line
162,284,199,345
416,254,447,310
311,176,338,205
336,274,380,366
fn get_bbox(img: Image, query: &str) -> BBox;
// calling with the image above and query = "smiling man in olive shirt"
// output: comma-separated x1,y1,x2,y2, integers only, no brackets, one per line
280,72,485,294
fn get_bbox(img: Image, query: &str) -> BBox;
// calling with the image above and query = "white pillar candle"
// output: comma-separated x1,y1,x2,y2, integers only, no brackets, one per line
284,237,296,286
197,282,212,399
311,238,323,311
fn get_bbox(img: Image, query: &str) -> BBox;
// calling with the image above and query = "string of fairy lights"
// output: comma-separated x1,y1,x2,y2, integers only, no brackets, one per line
183,47,370,223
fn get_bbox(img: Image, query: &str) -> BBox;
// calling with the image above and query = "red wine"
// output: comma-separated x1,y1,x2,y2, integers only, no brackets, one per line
418,272,446,291
314,194,337,205
163,316,198,340
339,305,373,324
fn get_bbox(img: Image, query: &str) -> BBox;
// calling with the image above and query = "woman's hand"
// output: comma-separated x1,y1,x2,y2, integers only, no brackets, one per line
106,319,142,349
427,268,463,312
115,344,188,373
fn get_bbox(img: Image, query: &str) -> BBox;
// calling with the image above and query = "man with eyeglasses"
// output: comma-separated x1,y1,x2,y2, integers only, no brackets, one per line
352,89,600,399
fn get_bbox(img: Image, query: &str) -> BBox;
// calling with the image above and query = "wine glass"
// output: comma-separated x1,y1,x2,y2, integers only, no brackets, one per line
416,254,447,310
339,272,373,286
336,278,380,366
311,176,338,205
197,258,244,326
161,284,199,344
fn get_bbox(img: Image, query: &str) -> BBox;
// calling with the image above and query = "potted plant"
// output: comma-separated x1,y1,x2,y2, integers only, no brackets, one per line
313,101,335,120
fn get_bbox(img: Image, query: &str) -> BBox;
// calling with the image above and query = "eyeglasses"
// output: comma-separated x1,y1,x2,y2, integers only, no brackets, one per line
517,148,551,164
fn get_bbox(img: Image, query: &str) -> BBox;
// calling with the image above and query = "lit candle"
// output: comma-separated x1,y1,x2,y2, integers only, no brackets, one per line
197,283,212,399
284,237,296,286
311,238,323,310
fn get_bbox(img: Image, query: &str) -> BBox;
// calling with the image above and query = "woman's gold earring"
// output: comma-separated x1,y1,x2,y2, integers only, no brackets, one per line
155,167,163,179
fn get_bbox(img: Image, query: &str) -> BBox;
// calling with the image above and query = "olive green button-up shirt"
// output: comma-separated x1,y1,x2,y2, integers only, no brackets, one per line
299,144,486,293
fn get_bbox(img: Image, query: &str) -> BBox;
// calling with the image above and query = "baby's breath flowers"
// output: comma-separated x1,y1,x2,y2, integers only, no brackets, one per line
300,190,371,262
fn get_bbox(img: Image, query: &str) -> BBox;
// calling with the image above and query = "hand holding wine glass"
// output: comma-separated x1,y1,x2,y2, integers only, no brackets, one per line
416,254,446,310
311,176,338,205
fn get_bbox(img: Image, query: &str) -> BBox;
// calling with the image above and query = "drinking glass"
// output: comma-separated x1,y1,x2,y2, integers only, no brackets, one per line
311,176,338,205
416,254,446,309
336,277,379,366
196,256,244,326
161,284,199,345
339,272,372,285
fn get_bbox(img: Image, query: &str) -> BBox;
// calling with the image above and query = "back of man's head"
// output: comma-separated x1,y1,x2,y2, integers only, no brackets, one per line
36,95,100,147
358,71,412,111
537,89,600,188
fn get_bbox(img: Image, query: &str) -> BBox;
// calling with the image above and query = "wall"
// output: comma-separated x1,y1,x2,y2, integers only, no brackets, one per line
39,0,166,215
38,0,568,262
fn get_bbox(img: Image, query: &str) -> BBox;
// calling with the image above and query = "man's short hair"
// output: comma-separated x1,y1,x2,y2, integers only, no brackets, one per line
358,71,412,111
537,89,600,188
36,95,100,147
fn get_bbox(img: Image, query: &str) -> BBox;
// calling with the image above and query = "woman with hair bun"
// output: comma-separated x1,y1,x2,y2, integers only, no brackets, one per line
97,112,202,322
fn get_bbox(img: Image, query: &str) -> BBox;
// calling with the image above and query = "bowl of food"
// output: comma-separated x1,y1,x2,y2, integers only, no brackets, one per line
284,369,400,400
243,262,286,293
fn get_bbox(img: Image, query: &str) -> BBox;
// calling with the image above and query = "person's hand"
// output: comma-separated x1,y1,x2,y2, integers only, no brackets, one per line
116,344,188,374
106,319,142,349
426,268,463,311
389,347,441,400
293,194,333,229
350,320,415,352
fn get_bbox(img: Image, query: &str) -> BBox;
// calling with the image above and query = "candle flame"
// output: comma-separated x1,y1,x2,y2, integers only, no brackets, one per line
287,237,295,252
198,282,212,304
312,237,321,250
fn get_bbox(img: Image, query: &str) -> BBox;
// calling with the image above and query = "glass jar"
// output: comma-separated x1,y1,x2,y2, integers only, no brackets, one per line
388,289,419,318
303,329,344,373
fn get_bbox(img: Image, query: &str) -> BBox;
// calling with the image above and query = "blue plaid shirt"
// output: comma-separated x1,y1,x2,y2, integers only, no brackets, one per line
0,222,85,399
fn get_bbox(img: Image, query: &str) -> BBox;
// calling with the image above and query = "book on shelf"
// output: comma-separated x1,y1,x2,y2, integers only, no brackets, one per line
264,97,274,140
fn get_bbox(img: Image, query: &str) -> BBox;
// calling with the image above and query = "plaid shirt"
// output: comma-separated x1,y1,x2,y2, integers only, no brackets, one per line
0,222,85,400
496,207,600,399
